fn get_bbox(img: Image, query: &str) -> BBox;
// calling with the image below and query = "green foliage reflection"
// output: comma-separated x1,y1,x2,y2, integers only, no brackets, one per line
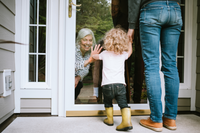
76,0,113,42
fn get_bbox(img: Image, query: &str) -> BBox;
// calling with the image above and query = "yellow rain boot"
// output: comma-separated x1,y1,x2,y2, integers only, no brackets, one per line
116,108,133,131
104,107,114,126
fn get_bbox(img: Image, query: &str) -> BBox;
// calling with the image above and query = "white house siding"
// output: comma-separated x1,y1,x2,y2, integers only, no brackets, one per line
0,0,15,124
196,0,200,113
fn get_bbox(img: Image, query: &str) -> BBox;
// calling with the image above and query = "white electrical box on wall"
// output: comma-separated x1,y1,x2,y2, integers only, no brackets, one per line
2,69,12,97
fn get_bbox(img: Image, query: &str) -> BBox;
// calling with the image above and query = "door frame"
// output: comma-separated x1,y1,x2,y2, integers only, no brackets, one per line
14,0,197,117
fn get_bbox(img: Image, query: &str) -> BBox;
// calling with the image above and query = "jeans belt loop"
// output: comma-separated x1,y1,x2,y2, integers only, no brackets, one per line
167,0,169,5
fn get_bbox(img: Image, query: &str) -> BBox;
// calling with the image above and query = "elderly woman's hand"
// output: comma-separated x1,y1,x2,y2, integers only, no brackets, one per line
75,76,81,88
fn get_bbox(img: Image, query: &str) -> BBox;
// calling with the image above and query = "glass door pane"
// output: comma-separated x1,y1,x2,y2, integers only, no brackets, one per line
65,0,149,115
74,0,147,105
75,0,113,104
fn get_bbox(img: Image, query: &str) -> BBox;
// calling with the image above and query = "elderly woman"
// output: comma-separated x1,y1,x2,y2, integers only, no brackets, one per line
75,28,102,100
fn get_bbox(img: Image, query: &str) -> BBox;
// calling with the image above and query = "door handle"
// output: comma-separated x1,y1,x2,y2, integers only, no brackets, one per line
69,0,81,18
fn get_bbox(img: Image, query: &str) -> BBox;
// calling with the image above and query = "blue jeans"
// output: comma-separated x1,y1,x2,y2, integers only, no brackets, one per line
102,84,129,109
139,1,182,123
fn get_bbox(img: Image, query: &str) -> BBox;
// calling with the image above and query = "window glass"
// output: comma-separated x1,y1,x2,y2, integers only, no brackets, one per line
29,0,47,82
29,55,37,82
38,27,46,53
39,0,47,24
30,0,37,24
29,26,37,53
38,55,46,82
177,0,185,83
74,0,147,104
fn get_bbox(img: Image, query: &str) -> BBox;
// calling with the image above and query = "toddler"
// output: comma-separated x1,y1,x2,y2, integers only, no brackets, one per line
93,27,133,131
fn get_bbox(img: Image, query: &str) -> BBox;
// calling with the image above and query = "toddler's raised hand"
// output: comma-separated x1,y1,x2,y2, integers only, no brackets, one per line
90,44,102,61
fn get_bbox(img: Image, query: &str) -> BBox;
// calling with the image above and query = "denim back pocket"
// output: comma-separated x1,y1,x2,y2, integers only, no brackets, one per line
116,84,126,95
102,85,112,97
174,7,183,26
140,6,163,24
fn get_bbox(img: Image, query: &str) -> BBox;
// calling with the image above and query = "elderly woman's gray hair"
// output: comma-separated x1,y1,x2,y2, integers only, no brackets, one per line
76,28,96,47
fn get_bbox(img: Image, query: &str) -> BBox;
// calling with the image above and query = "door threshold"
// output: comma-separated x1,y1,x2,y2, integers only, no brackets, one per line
66,109,151,116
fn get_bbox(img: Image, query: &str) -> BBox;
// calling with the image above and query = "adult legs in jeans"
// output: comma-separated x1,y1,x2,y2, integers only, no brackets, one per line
139,1,182,123
161,26,181,120
140,22,163,123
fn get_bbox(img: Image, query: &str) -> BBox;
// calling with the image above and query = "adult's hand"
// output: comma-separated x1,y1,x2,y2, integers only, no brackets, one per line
75,76,81,88
127,29,135,43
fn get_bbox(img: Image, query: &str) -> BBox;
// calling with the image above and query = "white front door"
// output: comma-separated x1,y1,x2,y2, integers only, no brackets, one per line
64,0,150,116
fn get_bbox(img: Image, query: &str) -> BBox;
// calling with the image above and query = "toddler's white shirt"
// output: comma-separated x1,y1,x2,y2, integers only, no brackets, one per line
99,50,128,86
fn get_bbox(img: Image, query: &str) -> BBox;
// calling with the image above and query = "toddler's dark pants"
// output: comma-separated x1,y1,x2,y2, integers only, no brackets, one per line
102,83,129,109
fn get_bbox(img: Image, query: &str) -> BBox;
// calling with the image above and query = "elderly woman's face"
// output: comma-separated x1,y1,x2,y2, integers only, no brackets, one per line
80,35,93,52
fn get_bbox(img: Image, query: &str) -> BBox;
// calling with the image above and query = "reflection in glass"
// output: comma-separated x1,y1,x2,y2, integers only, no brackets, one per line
74,28,96,101
178,32,184,56
39,0,47,24
181,0,185,4
29,55,37,82
29,26,37,53
39,27,46,53
38,55,45,82
75,0,113,104
76,0,113,42
30,0,37,24
177,58,184,83
75,0,147,105
181,6,185,30
178,1,185,83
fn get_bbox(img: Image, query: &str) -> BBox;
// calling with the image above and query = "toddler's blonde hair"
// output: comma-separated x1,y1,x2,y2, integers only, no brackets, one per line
104,27,128,54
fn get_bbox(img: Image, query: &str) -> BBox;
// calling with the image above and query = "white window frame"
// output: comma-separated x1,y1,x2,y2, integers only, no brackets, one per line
29,5,47,83
23,0,49,88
